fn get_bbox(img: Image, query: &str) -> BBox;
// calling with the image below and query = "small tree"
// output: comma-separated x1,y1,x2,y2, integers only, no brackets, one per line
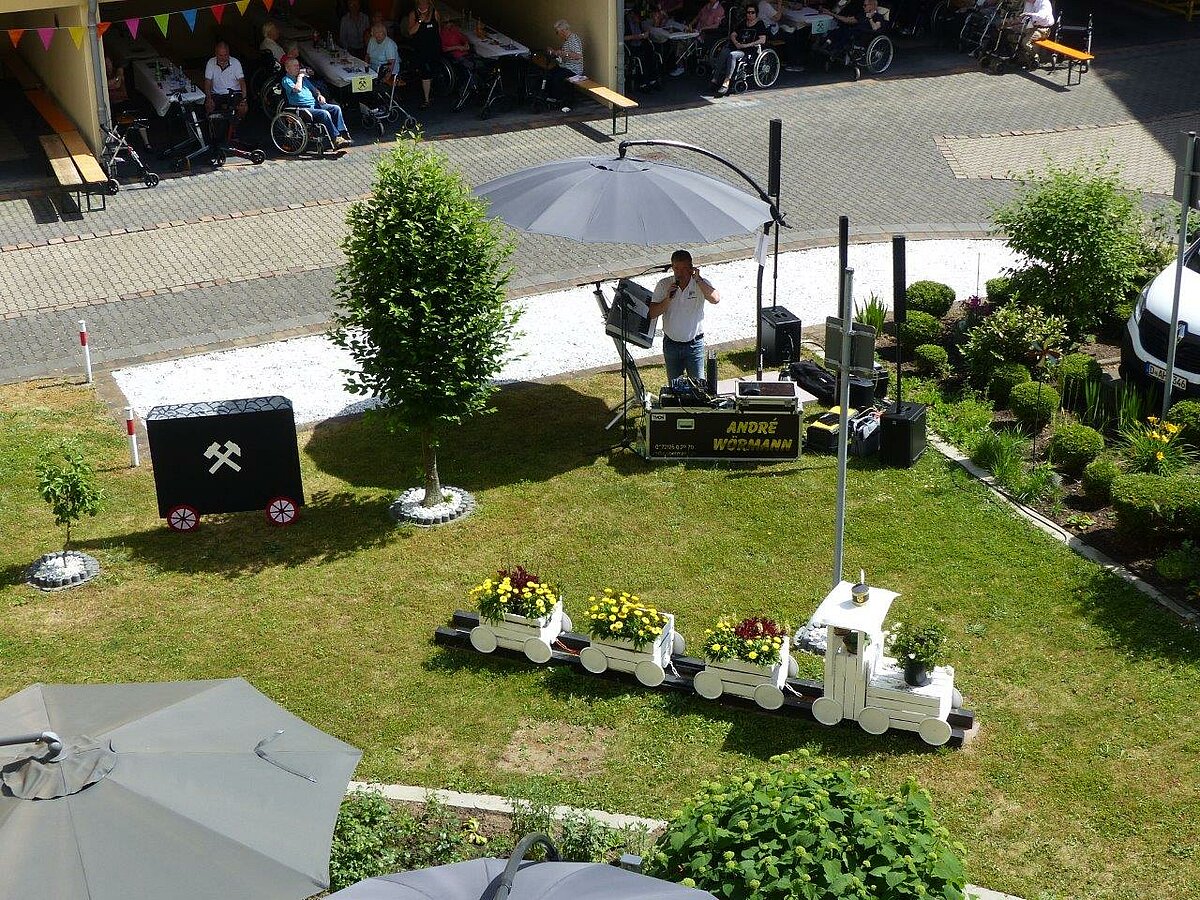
36,442,103,554
331,140,518,507
991,159,1166,337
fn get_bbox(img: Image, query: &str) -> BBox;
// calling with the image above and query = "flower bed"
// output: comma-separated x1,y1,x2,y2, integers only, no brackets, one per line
579,589,676,687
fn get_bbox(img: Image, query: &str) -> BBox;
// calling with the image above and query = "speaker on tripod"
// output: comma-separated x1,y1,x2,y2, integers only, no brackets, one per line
761,306,802,366
881,235,927,467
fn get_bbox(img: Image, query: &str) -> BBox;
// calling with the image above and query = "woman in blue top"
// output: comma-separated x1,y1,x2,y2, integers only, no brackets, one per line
281,56,352,147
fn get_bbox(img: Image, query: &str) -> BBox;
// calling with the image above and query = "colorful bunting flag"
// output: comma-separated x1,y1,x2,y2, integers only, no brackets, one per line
236,0,250,14
262,0,274,11
126,18,140,39
7,29,23,48
68,26,85,48
182,9,197,31
211,4,226,24
154,13,169,36
97,22,111,37
36,27,54,50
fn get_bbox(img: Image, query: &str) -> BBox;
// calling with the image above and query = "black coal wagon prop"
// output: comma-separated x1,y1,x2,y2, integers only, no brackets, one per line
145,396,305,532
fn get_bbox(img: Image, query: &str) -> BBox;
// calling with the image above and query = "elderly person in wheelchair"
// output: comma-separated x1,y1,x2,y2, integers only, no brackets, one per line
816,0,895,79
709,4,770,96
279,56,352,150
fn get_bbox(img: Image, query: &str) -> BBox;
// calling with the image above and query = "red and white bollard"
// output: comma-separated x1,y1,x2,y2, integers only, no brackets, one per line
78,319,92,384
125,406,140,468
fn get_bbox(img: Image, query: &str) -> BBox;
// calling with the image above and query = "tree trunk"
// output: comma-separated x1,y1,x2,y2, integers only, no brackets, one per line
63,522,71,558
421,428,443,508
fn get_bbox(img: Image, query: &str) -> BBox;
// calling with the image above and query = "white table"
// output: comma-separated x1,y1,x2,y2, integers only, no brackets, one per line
131,57,205,117
782,8,837,34
297,41,376,92
463,21,530,58
650,24,701,42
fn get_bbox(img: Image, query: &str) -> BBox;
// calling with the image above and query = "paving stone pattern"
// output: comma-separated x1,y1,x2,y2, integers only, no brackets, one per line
1,39,1199,383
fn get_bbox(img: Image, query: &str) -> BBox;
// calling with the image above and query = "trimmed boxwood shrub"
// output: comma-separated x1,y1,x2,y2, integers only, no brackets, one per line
985,276,1014,307
906,280,956,318
1082,455,1121,502
915,343,950,377
1057,352,1102,390
1168,399,1200,448
899,310,943,351
1009,381,1060,431
646,750,966,900
1048,422,1105,476
987,362,1031,407
1111,474,1200,536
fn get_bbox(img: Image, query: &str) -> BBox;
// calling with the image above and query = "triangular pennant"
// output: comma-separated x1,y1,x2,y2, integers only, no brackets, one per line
97,22,111,37
125,18,140,39
235,0,250,14
182,9,197,31
211,4,225,24
36,27,54,50
287,0,295,5
262,0,274,12
154,13,169,36
6,29,23,48
68,26,86,49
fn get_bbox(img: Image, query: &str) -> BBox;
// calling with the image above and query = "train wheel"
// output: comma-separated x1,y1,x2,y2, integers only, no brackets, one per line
812,696,842,725
524,637,553,664
469,624,498,653
857,706,890,735
166,504,200,532
693,668,724,699
579,646,608,674
919,717,953,746
753,682,785,710
265,496,299,526
635,659,666,688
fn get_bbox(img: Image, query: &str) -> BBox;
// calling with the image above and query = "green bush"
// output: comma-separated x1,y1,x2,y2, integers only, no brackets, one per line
1111,474,1200,535
991,159,1167,337
906,280,956,318
645,751,966,900
914,343,951,378
970,428,1028,474
1082,455,1122,503
962,304,1069,378
1048,422,1105,477
985,276,1014,307
329,790,410,891
899,310,943,351
1155,541,1200,582
987,363,1032,407
1057,353,1103,405
854,293,888,334
1119,418,1197,476
932,394,996,451
1168,399,1200,448
1008,381,1060,432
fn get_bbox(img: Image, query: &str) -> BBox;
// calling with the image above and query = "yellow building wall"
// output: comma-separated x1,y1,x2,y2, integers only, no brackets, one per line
471,0,621,91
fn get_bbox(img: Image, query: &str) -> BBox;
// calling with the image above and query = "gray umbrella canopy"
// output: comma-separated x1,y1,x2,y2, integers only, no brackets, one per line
330,858,717,900
0,678,361,900
473,156,773,245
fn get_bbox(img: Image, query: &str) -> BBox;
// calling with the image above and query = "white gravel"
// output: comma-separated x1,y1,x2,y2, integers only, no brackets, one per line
113,239,1021,426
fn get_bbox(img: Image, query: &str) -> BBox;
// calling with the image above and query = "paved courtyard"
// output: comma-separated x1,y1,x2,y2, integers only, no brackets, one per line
0,36,1197,384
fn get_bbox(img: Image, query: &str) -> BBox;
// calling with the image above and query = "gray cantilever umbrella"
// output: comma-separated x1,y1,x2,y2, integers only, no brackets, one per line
331,833,717,900
0,677,361,900
473,154,773,245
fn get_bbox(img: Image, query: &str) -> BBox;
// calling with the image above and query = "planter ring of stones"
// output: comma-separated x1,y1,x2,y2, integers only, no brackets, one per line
26,551,101,591
389,486,476,527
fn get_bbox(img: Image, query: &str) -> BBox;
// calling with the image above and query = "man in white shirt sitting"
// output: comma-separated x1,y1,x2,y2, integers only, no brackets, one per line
648,249,721,382
203,40,248,122
1009,0,1054,59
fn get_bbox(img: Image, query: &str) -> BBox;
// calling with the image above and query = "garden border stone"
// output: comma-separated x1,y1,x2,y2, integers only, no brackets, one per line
25,550,100,591
388,486,476,527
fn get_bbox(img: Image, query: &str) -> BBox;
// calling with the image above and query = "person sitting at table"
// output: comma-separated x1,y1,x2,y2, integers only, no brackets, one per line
367,21,403,86
625,6,661,92
440,17,475,85
544,19,585,105
827,0,886,62
260,22,286,65
406,0,442,108
758,0,785,32
709,4,766,96
203,41,248,122
339,0,370,56
648,6,687,77
105,54,129,108
281,56,352,147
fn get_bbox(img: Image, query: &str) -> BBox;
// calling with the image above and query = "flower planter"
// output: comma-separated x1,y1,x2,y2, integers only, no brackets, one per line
580,613,675,687
693,641,791,710
469,600,564,664
903,658,932,687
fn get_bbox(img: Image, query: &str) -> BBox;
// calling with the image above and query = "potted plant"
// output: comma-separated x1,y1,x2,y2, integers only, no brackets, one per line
693,616,791,709
579,588,676,687
886,618,948,687
468,566,564,663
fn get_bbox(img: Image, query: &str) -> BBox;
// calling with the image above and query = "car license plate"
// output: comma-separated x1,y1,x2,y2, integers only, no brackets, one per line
1145,361,1188,390
351,75,372,93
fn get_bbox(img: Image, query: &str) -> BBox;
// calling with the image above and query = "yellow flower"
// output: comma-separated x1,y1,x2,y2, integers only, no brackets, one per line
1156,451,1165,461
748,651,758,660
612,620,623,631
1148,416,1159,424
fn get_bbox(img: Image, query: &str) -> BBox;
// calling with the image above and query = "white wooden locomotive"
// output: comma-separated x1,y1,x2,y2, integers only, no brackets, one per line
809,581,956,746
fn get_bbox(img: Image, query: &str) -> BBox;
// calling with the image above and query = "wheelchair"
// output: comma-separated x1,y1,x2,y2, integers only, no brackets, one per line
269,105,338,156
710,42,781,92
814,23,895,80
360,65,418,137
976,3,1045,72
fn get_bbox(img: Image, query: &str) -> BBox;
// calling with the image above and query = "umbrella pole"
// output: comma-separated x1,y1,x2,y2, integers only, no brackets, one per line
0,731,62,759
756,224,767,380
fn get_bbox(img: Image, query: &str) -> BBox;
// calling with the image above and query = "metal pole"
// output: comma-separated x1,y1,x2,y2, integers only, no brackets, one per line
768,119,782,311
79,320,92,384
125,406,140,467
893,234,906,408
1163,132,1196,418
756,227,767,379
88,0,110,136
833,266,854,591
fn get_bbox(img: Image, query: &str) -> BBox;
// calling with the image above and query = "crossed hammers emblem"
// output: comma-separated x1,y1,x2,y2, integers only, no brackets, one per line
204,440,243,474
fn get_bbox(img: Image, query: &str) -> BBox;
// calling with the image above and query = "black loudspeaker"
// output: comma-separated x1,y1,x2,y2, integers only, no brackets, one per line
844,375,875,410
880,402,927,467
893,235,907,324
761,306,803,365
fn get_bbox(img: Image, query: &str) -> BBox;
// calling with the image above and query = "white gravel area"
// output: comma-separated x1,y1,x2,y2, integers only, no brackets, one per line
113,240,1021,426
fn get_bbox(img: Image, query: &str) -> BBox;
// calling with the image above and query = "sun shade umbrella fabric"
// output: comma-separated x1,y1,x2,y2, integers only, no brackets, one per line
473,155,773,245
0,678,362,900
329,858,720,900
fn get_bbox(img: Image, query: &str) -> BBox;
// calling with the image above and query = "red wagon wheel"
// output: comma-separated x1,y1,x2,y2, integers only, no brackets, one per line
166,504,200,532
265,496,299,527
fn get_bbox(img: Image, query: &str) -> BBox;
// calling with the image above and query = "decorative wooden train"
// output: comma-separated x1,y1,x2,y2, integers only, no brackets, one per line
439,581,970,747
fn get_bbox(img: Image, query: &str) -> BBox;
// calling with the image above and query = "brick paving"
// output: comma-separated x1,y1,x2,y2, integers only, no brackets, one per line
1,38,1199,383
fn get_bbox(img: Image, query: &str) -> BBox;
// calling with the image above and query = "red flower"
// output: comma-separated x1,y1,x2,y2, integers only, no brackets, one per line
498,565,539,591
733,617,786,639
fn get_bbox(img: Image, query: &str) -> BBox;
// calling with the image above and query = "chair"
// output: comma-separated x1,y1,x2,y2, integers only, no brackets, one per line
815,7,895,80
728,44,782,92
269,105,336,156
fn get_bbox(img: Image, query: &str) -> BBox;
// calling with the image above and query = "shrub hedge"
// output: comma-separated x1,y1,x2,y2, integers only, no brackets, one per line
1009,381,1060,432
1168,399,1200,448
915,344,951,377
987,363,1032,408
1048,422,1105,477
1111,473,1200,537
899,310,944,351
906,281,956,318
1082,455,1122,503
985,276,1013,307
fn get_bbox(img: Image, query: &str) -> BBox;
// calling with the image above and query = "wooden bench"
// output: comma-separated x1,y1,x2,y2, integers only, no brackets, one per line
571,78,638,135
1032,38,1094,86
26,89,77,135
38,131,112,210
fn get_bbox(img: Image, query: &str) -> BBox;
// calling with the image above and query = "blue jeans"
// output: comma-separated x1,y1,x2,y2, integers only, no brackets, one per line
663,335,704,382
308,101,346,138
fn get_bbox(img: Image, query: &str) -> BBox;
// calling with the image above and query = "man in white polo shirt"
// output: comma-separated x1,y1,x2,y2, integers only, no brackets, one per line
648,249,721,382
203,40,248,121
1009,0,1054,60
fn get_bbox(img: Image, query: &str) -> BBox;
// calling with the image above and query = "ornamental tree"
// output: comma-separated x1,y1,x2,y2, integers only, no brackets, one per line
331,139,519,507
36,442,103,554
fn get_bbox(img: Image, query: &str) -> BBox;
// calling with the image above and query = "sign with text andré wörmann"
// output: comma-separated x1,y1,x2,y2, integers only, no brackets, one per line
645,409,801,461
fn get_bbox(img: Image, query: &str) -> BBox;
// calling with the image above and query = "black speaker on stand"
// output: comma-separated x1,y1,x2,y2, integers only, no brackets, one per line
761,306,803,366
880,234,927,467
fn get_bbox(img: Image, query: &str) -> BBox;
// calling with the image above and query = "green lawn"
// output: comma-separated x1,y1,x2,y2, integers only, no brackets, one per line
1,367,1198,900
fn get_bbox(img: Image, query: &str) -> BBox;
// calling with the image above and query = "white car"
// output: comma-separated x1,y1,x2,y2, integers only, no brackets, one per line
1121,236,1200,400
